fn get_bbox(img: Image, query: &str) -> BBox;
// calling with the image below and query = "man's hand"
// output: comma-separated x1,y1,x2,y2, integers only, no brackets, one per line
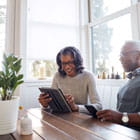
96,109,122,124
64,94,79,112
38,93,52,107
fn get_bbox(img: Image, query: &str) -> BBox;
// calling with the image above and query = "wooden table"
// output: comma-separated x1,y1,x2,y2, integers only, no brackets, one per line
0,108,140,140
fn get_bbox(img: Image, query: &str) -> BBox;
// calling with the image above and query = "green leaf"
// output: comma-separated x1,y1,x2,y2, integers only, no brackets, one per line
0,54,24,100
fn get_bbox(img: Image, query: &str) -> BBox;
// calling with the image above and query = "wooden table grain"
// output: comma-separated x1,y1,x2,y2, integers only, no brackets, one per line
0,108,140,140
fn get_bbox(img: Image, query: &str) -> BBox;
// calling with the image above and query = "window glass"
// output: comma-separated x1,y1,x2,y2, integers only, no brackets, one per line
92,14,132,77
27,0,80,79
90,0,131,21
0,0,7,70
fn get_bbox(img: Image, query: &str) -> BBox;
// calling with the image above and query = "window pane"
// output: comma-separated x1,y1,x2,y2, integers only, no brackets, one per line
90,0,131,20
92,14,132,77
26,0,80,79
27,23,79,59
26,59,57,80
0,0,7,70
28,0,78,25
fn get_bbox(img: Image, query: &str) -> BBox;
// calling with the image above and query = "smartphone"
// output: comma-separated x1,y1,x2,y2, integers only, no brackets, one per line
85,105,97,118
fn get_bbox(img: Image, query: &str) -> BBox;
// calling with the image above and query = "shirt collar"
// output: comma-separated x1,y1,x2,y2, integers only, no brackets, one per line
127,67,140,79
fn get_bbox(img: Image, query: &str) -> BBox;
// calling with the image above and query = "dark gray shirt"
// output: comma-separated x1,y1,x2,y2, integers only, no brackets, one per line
117,75,140,131
117,76,140,113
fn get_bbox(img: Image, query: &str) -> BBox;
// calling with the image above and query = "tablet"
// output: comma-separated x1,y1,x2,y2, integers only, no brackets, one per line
39,87,72,113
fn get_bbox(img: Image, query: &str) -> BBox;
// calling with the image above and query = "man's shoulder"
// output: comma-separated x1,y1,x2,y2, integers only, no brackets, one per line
119,77,140,95
130,76,140,87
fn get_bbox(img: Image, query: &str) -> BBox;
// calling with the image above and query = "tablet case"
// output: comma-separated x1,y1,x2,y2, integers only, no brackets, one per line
39,87,72,113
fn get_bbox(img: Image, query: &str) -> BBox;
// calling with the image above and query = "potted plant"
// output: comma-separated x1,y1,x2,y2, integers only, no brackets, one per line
0,54,24,135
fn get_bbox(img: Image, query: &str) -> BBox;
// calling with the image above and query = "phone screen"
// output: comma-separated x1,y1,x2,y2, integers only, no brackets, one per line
85,105,97,118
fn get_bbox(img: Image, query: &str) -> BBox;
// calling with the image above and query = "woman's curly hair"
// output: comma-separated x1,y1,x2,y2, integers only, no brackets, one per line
56,46,84,77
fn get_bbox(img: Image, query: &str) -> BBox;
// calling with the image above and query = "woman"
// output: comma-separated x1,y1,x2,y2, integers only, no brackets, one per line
38,46,102,112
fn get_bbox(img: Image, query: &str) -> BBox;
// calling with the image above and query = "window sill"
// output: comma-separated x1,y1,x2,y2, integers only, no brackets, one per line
96,79,128,86
22,78,52,87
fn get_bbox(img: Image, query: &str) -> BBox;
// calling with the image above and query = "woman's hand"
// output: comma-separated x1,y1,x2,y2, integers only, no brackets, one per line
64,94,79,111
38,93,52,107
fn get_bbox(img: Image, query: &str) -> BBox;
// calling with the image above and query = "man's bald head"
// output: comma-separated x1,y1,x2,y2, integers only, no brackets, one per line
122,41,140,52
120,40,140,72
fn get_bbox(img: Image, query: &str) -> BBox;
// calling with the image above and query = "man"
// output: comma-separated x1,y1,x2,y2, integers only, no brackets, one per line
96,40,140,131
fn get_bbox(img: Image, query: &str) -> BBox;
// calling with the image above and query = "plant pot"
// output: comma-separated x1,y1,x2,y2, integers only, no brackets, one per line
0,96,19,135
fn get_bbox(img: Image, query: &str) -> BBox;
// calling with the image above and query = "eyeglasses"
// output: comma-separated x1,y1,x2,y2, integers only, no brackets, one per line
61,60,74,66
120,50,139,57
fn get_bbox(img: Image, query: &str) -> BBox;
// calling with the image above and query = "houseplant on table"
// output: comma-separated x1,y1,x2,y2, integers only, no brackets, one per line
0,54,24,135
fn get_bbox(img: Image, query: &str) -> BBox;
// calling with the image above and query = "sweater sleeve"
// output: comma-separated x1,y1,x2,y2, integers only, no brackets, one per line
87,73,102,111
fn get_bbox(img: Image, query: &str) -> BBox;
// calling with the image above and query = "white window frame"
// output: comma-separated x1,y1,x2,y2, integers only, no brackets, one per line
6,1,140,79
5,1,90,80
21,0,88,80
87,1,140,72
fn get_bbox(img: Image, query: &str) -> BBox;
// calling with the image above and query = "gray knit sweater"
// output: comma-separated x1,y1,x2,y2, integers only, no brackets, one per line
51,71,102,112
